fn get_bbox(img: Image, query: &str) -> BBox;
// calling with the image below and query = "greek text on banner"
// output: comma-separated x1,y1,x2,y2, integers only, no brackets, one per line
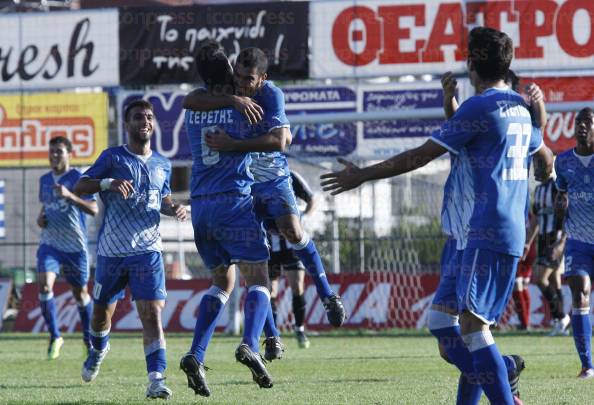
0,92,109,167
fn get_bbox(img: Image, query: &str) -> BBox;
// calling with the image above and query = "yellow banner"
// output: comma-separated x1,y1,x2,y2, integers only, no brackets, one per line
0,92,108,167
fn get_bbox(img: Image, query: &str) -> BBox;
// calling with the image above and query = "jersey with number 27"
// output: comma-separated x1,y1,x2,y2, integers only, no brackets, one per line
431,87,543,257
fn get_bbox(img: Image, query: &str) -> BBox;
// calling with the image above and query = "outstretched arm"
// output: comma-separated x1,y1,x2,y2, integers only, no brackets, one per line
183,89,264,125
441,72,459,119
526,83,547,132
320,140,447,195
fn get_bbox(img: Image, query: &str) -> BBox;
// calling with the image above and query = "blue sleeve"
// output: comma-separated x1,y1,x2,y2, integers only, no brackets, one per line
83,150,112,180
554,158,568,192
73,170,96,201
430,98,479,154
528,125,544,155
161,161,172,197
259,85,290,134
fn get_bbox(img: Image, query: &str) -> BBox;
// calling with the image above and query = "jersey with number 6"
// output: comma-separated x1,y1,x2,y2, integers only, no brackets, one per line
431,87,544,257
185,107,254,197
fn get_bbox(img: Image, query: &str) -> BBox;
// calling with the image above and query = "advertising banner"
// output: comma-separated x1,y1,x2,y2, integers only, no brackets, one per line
14,273,568,332
0,9,119,90
311,0,594,78
0,92,109,167
0,181,4,239
119,2,308,85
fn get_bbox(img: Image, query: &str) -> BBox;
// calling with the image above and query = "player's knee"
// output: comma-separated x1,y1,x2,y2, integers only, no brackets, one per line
280,224,303,245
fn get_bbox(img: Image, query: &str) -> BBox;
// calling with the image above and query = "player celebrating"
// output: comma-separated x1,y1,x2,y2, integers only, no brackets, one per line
321,27,552,404
531,174,570,335
36,136,98,359
179,44,274,397
74,100,187,399
554,107,594,379
184,47,346,359
267,170,317,349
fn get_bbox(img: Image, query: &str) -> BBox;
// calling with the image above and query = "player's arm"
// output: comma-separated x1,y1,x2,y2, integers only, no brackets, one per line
53,184,98,216
441,71,459,119
183,88,264,125
74,178,134,199
526,83,547,131
321,140,447,195
160,196,188,221
292,171,316,215
531,145,554,182
205,126,289,153
37,207,47,228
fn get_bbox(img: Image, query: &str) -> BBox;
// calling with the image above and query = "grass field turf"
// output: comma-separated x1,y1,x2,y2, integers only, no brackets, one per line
0,332,588,404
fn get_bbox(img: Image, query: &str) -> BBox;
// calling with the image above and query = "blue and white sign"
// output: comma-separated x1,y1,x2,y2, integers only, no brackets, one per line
0,180,5,239
284,86,357,157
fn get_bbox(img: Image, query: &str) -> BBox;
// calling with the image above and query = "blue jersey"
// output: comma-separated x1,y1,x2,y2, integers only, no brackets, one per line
39,169,93,253
431,87,543,257
250,81,291,183
82,146,171,257
441,150,474,250
555,150,594,245
184,106,253,197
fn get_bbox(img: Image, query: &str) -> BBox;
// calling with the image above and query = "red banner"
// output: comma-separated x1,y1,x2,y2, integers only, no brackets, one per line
14,273,572,333
520,76,594,154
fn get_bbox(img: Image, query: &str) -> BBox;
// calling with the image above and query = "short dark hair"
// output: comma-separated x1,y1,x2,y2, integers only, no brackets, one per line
49,136,72,152
236,47,268,74
468,27,513,82
196,42,232,87
577,107,594,119
124,100,153,122
505,69,520,92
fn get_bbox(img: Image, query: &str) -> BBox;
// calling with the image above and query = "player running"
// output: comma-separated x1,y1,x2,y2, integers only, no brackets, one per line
321,27,553,404
36,136,98,359
75,100,187,399
266,170,317,350
179,43,274,397
530,174,570,335
554,107,594,379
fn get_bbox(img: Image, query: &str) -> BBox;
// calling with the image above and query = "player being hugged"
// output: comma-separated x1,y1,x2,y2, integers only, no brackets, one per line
554,107,594,379
36,136,98,359
179,42,274,397
184,47,346,363
321,27,553,405
74,100,187,399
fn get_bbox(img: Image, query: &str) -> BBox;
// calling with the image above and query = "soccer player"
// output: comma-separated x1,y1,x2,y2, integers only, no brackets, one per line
321,27,553,404
179,44,273,397
184,47,346,358
554,107,594,379
267,170,317,349
74,100,187,399
36,136,98,359
531,174,570,336
513,216,537,330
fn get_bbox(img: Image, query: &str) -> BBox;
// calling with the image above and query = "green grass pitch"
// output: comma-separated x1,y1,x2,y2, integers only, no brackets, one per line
0,332,589,404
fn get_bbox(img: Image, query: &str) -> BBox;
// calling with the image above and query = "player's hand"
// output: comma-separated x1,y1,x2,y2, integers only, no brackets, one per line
525,83,544,104
320,158,364,195
231,95,263,125
205,129,236,152
172,204,188,221
109,179,134,199
37,213,48,228
53,184,73,200
441,72,457,98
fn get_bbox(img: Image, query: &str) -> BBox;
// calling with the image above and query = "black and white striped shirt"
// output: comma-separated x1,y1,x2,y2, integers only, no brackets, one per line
532,178,558,235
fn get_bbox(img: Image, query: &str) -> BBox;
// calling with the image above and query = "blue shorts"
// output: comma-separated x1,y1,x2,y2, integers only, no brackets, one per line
191,193,269,270
37,244,89,288
564,239,594,278
432,238,462,311
457,247,519,325
252,176,300,224
93,251,166,305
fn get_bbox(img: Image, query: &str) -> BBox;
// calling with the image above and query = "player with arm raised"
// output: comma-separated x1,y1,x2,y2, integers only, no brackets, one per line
554,107,594,379
267,170,317,350
36,136,98,359
184,47,346,357
179,44,274,397
322,27,553,404
75,100,187,399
